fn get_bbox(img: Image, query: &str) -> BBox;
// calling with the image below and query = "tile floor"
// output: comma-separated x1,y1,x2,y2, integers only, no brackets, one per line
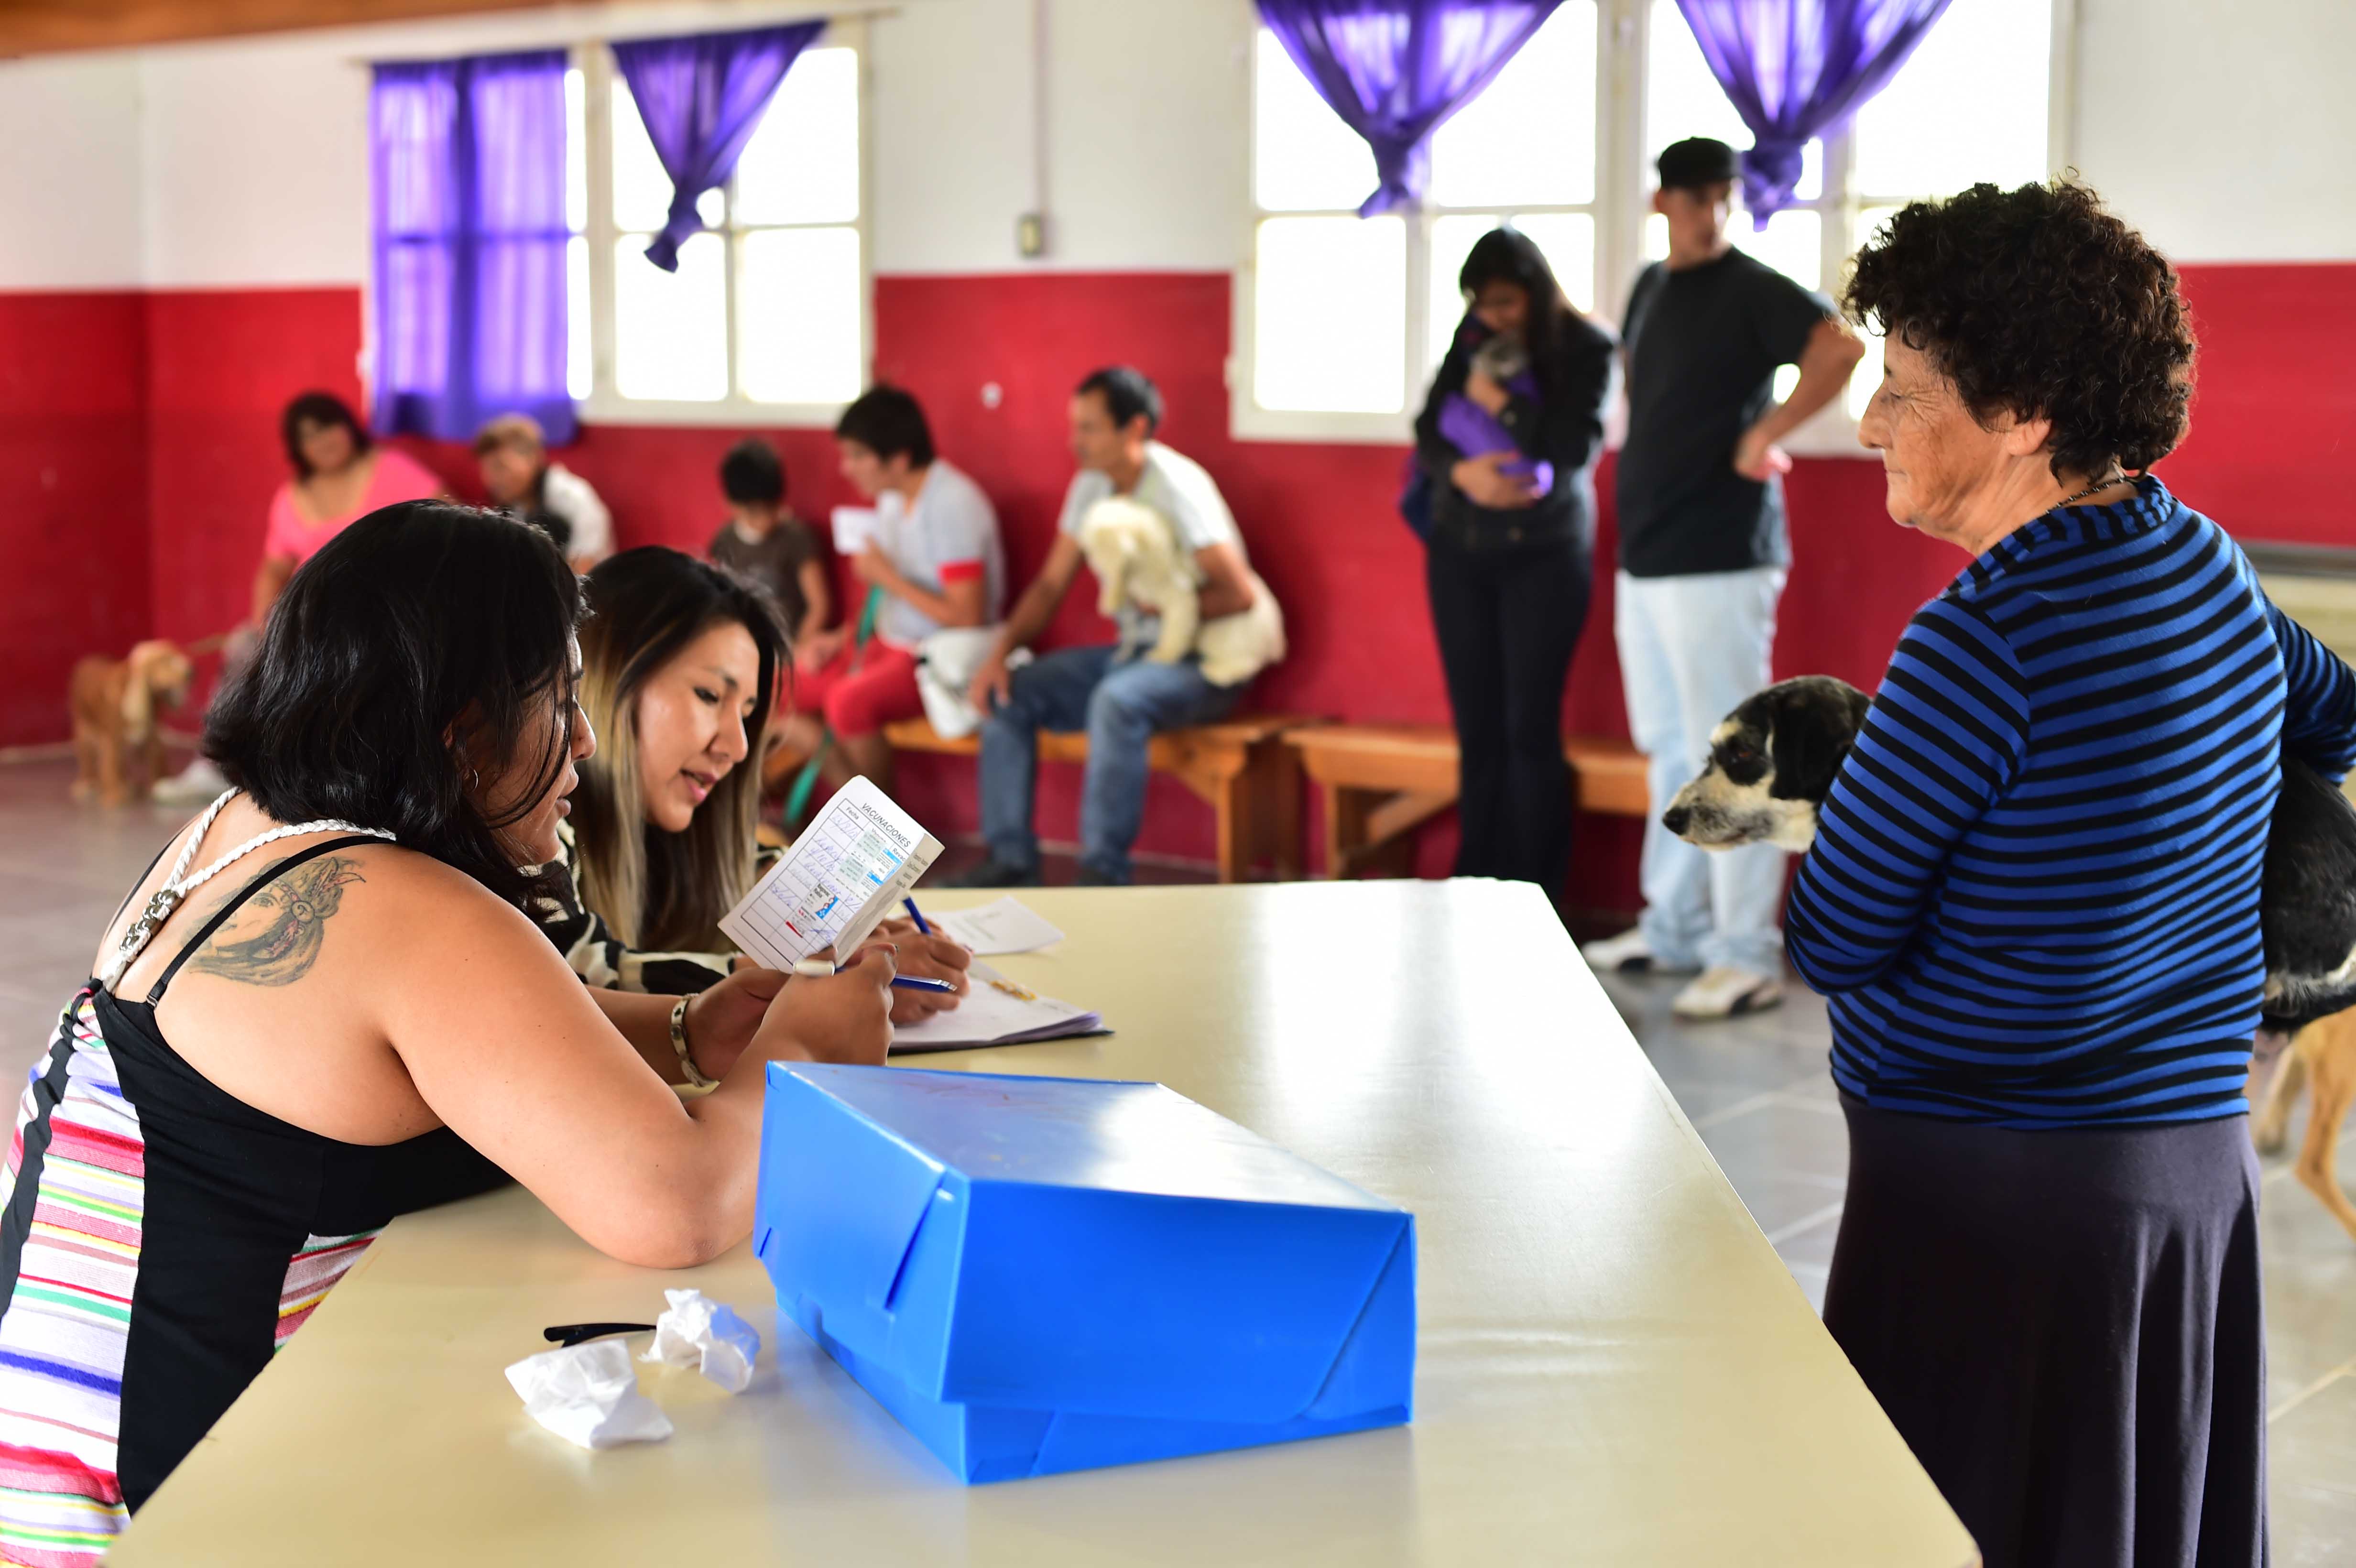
5,756,2355,1557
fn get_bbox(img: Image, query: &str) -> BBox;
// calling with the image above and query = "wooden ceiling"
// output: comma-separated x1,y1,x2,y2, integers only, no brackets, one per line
0,1,691,56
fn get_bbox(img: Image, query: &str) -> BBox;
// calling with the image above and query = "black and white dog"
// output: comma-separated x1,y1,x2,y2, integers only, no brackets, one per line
1664,676,2356,1033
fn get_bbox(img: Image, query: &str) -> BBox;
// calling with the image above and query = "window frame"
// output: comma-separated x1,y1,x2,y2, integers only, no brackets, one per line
573,19,872,430
1229,0,2078,453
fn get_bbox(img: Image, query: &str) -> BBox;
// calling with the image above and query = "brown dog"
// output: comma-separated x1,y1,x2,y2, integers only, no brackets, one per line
2254,1009,2356,1241
69,641,194,806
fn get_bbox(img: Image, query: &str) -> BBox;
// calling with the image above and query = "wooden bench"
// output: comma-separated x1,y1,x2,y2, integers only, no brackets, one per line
881,714,1307,882
1287,724,1651,879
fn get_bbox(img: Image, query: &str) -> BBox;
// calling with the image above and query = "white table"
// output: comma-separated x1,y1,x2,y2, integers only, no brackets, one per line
113,881,1974,1566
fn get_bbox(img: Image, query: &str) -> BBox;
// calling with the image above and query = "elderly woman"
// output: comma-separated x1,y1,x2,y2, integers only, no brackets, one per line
1790,181,2356,1566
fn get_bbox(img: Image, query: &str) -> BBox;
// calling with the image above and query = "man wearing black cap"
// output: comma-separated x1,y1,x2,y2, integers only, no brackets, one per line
1582,136,1864,1021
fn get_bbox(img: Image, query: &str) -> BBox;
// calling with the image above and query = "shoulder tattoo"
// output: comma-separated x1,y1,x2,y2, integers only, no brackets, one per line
185,855,367,988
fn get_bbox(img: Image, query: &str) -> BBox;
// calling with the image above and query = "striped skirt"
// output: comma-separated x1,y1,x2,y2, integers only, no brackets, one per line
1823,1095,2266,1568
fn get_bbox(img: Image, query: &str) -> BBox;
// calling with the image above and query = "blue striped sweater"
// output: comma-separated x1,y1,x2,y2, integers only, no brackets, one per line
1786,479,2356,1127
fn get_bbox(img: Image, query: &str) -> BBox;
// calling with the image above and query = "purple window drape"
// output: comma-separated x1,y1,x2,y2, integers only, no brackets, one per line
371,50,576,444
1257,0,1563,217
1673,0,1954,224
611,20,827,272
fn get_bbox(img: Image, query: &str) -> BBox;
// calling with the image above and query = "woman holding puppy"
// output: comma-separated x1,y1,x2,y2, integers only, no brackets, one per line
1412,227,1616,904
1790,181,2356,1565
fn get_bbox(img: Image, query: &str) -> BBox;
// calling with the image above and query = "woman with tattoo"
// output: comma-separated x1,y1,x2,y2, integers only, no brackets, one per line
540,548,969,1023
0,502,894,1552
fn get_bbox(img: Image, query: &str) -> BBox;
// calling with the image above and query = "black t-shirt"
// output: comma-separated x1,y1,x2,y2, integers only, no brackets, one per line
1615,249,1833,578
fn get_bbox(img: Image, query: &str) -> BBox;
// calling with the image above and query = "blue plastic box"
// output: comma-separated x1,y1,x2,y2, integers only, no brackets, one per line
755,1063,1416,1483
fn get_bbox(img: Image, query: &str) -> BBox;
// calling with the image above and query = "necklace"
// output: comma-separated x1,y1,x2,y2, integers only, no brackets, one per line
2053,470,2131,510
99,790,396,990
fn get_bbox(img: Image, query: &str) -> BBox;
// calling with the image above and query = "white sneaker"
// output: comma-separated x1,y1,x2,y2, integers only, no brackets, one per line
1671,966,1785,1021
150,756,229,806
1580,927,1700,976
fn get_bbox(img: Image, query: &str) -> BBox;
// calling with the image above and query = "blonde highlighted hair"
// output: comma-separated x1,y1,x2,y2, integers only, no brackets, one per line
570,548,787,952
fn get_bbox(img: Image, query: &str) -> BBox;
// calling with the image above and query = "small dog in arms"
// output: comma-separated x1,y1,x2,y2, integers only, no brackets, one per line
1665,675,2356,1034
1076,497,1285,687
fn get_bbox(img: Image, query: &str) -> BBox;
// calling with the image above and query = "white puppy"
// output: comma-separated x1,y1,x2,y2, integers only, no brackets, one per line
1077,497,1285,687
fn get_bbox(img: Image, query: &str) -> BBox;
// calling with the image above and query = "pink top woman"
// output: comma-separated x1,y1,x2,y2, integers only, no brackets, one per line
255,393,442,625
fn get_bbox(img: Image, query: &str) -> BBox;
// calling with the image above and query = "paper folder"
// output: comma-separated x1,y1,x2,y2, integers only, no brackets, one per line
755,1064,1417,1482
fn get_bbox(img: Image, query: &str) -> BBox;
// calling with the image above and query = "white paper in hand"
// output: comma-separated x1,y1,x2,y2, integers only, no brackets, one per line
641,1288,762,1394
504,1339,673,1450
721,777,943,969
829,506,880,555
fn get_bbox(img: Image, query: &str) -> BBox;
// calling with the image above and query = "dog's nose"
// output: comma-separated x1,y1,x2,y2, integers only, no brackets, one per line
1661,805,1690,836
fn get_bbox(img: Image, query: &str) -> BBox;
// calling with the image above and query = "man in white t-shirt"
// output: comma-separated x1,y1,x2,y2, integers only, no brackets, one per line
474,413,613,573
951,367,1267,887
777,385,1004,794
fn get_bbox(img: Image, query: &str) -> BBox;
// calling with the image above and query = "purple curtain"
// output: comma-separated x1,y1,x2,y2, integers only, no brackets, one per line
371,49,575,444
1674,0,1953,224
1258,0,1563,217
611,20,827,272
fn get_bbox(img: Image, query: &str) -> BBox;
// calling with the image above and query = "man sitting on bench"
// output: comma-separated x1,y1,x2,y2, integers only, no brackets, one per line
950,367,1266,887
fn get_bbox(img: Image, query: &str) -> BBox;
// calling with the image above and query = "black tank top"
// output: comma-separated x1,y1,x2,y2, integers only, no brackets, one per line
0,836,507,1541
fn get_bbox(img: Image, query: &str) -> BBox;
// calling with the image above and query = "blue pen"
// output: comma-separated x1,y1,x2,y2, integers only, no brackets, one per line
901,896,932,935
792,958,955,994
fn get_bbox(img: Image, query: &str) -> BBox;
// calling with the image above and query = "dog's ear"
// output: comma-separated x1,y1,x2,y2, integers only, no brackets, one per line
1766,682,1865,803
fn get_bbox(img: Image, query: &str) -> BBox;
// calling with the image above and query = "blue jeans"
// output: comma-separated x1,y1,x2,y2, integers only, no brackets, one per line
979,644,1243,883
1614,566,1788,976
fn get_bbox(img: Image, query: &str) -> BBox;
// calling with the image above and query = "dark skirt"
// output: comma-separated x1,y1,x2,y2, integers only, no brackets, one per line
1824,1095,2267,1568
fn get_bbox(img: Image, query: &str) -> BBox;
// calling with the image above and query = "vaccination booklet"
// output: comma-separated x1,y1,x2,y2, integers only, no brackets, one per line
720,777,943,969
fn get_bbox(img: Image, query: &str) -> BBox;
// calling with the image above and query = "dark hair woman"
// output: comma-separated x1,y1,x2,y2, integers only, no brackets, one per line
541,547,969,1015
0,504,896,1546
1789,180,2354,1565
1411,226,1617,904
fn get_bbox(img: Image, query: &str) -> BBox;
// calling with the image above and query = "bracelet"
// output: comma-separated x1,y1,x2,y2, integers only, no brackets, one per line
669,995,719,1089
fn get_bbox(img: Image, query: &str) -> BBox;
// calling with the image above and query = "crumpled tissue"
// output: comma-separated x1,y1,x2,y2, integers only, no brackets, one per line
640,1288,763,1394
504,1338,675,1449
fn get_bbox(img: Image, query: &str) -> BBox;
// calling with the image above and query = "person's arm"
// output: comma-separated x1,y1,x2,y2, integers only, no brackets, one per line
2267,590,2356,780
967,534,1084,711
384,881,897,1269
1734,316,1865,479
1785,599,2030,994
251,554,296,626
1192,542,1258,620
563,477,613,571
1414,329,1474,479
795,557,833,648
853,548,987,628
1500,321,1615,475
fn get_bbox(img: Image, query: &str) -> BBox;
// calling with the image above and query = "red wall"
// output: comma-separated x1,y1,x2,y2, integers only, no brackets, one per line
0,291,151,751
11,262,2350,905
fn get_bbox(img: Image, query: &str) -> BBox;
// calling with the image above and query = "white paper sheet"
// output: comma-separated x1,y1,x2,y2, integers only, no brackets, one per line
889,962,1103,1053
927,896,1066,956
829,506,880,555
721,777,943,969
641,1288,762,1394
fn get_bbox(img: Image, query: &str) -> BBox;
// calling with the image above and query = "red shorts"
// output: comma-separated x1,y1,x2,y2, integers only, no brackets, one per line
792,641,923,737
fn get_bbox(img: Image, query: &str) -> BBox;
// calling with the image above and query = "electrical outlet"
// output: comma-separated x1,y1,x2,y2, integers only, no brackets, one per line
1017,212,1047,259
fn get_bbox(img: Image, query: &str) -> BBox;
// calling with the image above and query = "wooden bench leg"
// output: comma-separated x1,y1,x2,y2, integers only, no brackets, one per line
1324,783,1366,881
1249,735,1302,881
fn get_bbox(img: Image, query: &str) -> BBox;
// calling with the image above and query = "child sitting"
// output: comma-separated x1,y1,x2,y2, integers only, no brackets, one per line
1436,330,1554,498
706,438,831,650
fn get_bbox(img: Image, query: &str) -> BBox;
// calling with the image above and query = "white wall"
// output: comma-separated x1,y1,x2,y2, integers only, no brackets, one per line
0,54,145,289
1,0,2349,292
2071,0,2356,262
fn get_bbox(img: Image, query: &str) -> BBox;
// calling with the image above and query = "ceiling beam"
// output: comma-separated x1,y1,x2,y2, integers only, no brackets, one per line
0,0,633,57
